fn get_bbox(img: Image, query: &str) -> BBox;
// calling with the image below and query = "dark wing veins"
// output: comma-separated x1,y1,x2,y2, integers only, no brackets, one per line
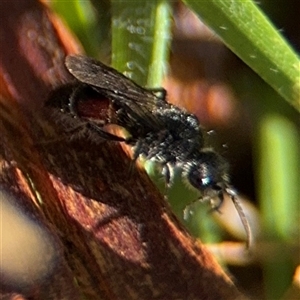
65,55,168,132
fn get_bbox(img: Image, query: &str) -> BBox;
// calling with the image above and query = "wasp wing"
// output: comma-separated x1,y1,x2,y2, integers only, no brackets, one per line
65,55,167,131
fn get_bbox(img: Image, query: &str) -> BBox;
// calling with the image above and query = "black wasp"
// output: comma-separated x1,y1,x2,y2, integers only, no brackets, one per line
50,54,251,247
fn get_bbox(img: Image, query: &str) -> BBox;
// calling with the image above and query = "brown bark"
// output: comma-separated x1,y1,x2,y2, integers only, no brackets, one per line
0,1,247,299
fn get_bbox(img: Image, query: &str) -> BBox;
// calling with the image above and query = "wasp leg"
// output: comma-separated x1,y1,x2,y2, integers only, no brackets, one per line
147,87,167,101
207,189,224,214
86,122,126,142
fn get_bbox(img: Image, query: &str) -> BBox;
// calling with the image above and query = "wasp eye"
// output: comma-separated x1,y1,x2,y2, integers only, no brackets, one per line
201,176,212,187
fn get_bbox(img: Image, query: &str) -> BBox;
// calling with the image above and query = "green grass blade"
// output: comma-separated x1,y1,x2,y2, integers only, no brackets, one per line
184,0,300,111
111,0,171,87
258,115,299,240
51,0,99,55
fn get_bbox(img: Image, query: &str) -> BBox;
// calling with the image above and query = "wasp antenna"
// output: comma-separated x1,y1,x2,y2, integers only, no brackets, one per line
226,187,252,249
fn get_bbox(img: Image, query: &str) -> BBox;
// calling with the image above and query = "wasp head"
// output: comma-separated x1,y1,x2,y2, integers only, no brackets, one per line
182,149,251,247
183,149,230,206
